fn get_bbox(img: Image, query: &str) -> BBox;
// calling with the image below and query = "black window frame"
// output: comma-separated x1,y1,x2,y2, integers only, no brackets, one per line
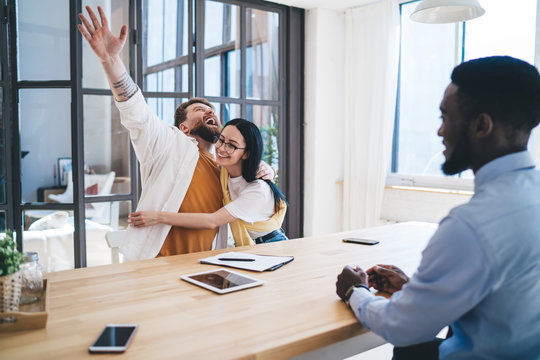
3,0,303,269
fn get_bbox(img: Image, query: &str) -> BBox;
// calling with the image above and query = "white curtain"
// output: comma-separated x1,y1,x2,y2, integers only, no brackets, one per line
342,0,400,230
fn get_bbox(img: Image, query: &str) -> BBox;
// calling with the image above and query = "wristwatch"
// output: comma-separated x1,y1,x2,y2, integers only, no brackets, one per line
344,283,370,302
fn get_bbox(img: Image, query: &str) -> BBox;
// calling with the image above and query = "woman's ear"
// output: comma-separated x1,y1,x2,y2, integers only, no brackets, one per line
242,151,250,160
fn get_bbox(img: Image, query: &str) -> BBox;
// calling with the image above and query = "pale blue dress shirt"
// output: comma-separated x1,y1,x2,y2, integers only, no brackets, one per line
349,151,540,359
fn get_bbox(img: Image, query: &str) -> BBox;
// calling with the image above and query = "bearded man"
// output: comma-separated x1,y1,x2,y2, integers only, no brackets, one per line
337,56,540,359
78,6,273,260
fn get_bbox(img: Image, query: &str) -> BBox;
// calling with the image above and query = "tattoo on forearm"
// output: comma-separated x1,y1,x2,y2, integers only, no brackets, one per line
112,72,138,99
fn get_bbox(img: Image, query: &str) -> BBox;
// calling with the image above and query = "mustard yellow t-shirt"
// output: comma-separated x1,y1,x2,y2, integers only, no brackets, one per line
158,150,222,256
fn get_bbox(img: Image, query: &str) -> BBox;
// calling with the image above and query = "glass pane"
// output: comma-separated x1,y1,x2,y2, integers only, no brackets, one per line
83,95,130,195
204,0,240,98
83,0,130,89
86,200,131,267
246,8,279,100
146,97,185,127
19,89,72,203
142,0,189,92
17,0,70,80
223,103,241,124
211,102,241,125
395,2,458,176
246,105,280,171
181,64,190,92
23,209,75,273
144,0,189,67
144,68,177,92
144,65,189,93
0,211,5,232
464,0,536,64
210,102,221,121
204,55,221,96
22,202,132,272
0,87,4,204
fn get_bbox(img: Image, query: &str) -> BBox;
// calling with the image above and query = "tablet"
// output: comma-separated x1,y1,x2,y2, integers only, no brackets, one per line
180,268,264,294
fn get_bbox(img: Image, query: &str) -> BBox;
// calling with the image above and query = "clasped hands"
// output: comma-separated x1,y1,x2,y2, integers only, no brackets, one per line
336,264,410,302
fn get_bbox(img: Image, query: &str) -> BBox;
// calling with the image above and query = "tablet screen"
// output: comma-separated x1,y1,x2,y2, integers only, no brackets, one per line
181,269,264,294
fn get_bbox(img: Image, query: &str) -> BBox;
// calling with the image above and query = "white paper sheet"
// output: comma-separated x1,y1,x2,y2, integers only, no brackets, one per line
200,251,294,272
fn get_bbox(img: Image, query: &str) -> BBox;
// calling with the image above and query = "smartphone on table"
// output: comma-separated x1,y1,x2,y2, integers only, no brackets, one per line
342,237,380,245
89,324,138,353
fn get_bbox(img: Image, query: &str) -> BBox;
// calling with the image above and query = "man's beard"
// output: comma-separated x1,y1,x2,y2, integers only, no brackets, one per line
441,129,473,175
190,123,220,143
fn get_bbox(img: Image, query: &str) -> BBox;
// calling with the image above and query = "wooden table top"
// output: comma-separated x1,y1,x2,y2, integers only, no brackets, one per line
0,221,437,360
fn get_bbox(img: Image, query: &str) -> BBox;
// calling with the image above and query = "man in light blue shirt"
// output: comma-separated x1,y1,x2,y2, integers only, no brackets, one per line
336,56,540,359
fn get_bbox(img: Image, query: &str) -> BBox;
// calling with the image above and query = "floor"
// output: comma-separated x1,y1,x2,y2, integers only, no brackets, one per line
346,327,449,359
345,344,393,360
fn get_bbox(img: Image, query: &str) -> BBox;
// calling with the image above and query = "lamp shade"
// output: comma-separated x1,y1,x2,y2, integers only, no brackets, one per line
411,0,485,24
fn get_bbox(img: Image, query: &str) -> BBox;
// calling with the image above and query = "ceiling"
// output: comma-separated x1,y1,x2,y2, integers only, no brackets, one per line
268,0,380,11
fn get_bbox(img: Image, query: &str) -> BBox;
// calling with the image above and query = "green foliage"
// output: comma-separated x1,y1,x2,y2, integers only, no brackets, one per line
0,230,24,276
261,113,280,185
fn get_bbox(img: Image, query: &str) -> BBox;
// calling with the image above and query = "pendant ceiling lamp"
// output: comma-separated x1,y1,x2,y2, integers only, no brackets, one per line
410,0,485,24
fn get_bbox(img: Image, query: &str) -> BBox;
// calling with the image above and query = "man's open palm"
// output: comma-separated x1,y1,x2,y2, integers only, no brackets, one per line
78,6,127,62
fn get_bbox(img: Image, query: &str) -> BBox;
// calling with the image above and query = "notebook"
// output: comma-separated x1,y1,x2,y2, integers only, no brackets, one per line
199,251,294,272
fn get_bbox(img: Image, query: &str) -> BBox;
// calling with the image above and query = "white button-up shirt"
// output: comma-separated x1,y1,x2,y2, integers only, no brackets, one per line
115,90,225,261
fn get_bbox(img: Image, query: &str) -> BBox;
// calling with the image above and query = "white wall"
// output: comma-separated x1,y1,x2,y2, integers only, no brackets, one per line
303,8,346,236
302,1,475,235
382,188,471,224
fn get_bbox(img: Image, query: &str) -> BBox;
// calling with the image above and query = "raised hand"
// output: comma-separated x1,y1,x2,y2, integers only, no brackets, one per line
78,6,136,101
78,6,127,63
366,264,409,294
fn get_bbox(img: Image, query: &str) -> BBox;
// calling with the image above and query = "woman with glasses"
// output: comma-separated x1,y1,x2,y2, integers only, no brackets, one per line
129,118,288,246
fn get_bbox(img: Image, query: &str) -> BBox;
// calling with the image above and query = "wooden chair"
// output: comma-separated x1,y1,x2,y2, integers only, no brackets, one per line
105,230,126,264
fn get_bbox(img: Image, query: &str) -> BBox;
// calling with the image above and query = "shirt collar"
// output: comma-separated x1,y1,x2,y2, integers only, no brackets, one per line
474,151,536,189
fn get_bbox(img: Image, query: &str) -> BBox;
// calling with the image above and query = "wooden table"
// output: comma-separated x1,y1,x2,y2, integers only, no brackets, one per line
0,221,437,360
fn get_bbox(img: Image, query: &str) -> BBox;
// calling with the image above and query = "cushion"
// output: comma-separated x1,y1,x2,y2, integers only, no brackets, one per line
28,211,69,231
85,184,98,195
48,171,116,203
85,184,98,209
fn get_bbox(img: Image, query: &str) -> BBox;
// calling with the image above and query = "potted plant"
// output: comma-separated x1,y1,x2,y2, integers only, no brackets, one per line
0,230,24,316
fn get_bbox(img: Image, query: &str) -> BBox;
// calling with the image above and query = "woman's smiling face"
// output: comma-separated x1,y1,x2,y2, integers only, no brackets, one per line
215,125,249,173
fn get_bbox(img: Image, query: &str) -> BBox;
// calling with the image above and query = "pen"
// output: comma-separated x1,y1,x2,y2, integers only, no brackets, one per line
218,257,255,262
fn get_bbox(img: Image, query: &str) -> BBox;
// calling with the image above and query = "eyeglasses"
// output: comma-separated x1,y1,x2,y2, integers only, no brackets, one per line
216,138,246,154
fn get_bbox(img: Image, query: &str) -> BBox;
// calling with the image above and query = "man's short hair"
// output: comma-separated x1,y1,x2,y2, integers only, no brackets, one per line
451,56,540,137
174,98,214,128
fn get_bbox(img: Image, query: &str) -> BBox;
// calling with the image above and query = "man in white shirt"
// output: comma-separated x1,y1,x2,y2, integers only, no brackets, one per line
336,56,540,359
78,6,273,260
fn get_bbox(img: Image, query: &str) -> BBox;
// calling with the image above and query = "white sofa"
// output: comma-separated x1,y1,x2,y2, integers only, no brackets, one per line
48,171,116,203
47,171,119,228
7,211,114,273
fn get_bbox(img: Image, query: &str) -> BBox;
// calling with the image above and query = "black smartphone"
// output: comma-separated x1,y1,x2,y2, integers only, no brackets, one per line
89,324,138,353
342,237,380,245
